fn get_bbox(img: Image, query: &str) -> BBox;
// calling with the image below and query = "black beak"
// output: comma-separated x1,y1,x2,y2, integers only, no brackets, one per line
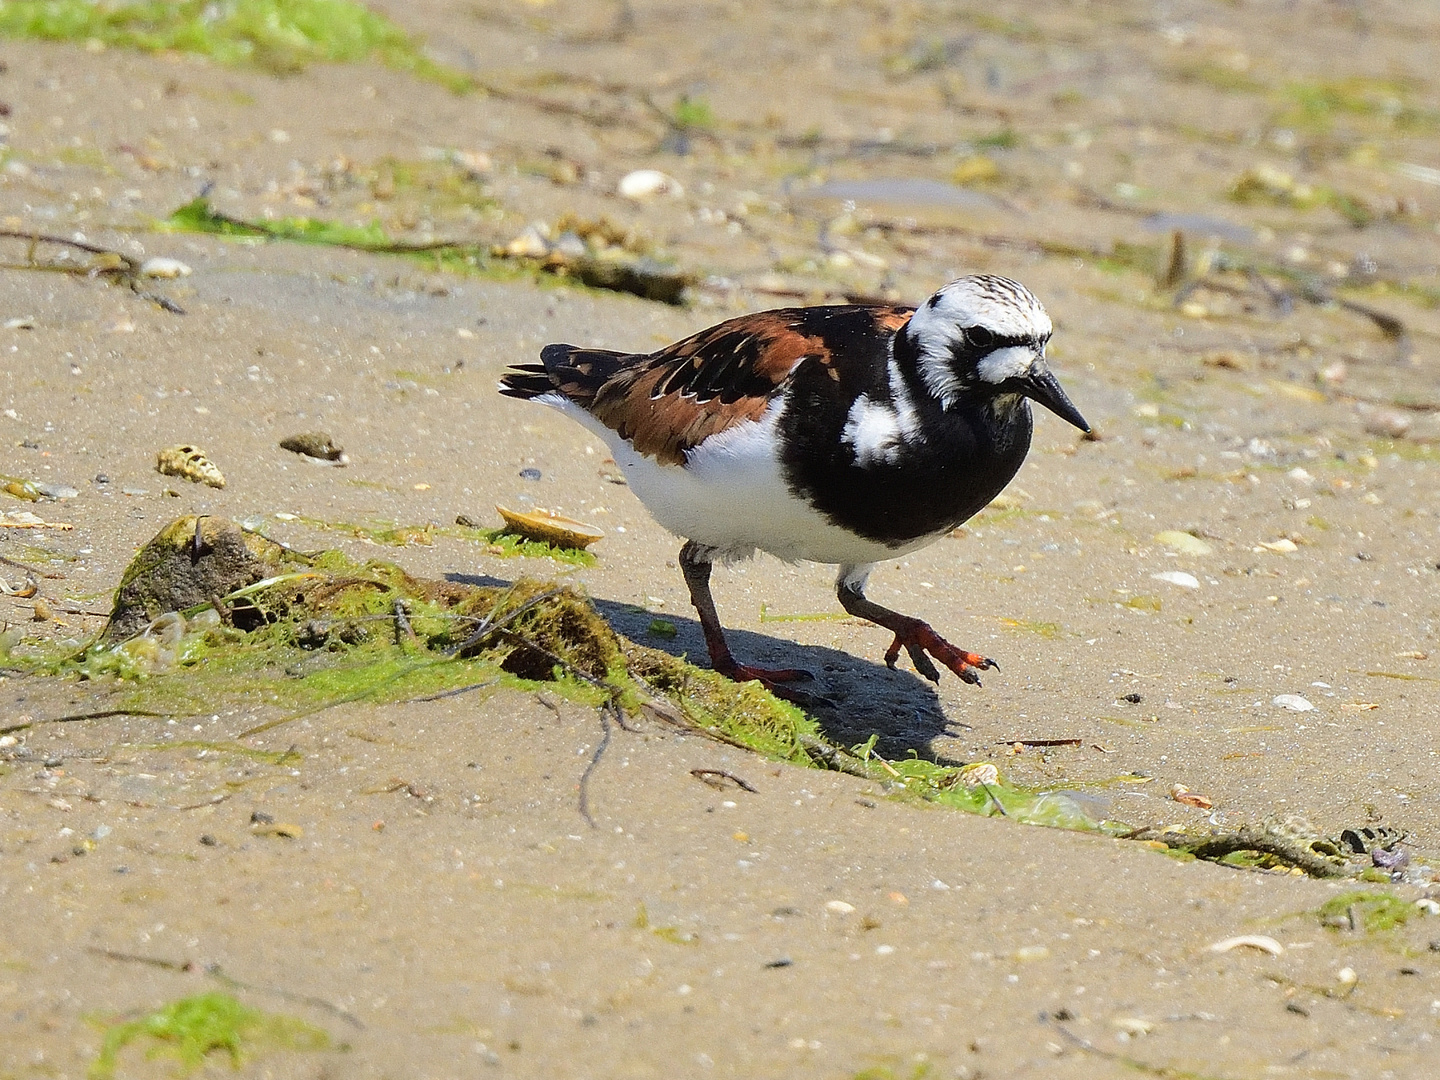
1018,362,1090,433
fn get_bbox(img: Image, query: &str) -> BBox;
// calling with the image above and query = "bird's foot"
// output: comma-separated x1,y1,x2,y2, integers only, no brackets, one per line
882,622,997,686
714,661,815,700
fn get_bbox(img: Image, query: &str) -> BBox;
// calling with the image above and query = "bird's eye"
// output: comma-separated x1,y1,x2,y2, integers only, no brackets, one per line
966,326,995,349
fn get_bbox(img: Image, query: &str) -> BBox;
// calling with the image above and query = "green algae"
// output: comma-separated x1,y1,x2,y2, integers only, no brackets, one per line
0,0,470,90
1318,890,1415,933
89,991,328,1078
23,515,1129,841
275,513,598,566
164,196,692,305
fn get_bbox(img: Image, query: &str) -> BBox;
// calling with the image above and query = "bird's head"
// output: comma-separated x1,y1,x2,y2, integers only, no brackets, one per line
902,274,1090,433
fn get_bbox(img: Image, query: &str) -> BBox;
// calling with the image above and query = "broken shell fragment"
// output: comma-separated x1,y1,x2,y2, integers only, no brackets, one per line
1170,784,1213,809
279,432,347,464
495,505,604,550
1273,694,1315,712
1209,935,1284,956
957,762,1000,788
156,445,225,489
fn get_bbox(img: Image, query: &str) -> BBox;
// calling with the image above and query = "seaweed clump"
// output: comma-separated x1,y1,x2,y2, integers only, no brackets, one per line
69,516,1123,838
89,992,328,1078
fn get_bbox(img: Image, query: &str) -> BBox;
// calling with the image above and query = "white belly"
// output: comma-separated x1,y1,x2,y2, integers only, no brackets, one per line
541,396,930,566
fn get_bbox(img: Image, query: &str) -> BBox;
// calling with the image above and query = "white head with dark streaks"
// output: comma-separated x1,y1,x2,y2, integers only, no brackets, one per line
903,275,1053,407
901,274,1090,433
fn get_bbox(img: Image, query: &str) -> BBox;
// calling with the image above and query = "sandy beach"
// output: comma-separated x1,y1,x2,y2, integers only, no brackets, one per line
2,2,1440,1076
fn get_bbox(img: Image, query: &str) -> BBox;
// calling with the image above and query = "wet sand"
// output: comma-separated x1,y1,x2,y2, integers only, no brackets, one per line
2,2,1440,1077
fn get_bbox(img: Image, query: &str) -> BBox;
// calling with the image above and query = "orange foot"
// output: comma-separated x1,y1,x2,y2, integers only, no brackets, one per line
714,661,815,700
883,623,997,686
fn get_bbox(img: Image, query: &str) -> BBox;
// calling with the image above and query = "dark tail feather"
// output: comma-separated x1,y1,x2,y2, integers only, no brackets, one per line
501,344,635,406
498,362,554,401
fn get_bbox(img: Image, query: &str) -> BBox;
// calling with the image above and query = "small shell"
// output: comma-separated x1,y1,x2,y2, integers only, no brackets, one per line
503,225,551,258
156,445,225,489
1170,784,1213,809
1273,694,1315,712
1258,538,1299,554
1111,1017,1155,1037
825,900,856,914
1151,570,1200,589
139,257,193,279
495,505,604,550
618,169,683,200
1209,935,1284,956
1154,531,1213,556
957,762,1000,788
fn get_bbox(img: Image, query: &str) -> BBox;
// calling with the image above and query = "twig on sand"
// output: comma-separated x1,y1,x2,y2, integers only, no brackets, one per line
0,229,186,313
405,679,501,704
83,947,364,1029
577,700,615,829
0,553,65,580
0,708,172,736
1123,824,1345,878
689,768,758,793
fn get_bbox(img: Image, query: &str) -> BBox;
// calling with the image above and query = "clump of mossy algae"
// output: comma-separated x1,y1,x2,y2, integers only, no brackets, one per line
0,0,470,90
89,992,328,1078
104,515,310,642
1318,890,1416,933
63,516,1105,834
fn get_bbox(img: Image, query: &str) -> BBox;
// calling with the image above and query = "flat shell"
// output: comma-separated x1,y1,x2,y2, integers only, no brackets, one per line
495,505,604,549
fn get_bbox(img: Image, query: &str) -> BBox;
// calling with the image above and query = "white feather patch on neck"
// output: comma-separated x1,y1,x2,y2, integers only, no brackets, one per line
975,345,1036,384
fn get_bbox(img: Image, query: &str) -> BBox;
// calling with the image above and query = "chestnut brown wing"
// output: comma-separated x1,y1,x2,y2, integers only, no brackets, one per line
506,305,914,466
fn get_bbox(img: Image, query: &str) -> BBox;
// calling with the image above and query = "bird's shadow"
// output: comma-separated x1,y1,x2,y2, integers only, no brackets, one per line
593,599,969,761
444,572,967,762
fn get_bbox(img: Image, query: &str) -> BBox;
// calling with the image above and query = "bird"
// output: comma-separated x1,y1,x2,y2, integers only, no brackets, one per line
499,274,1089,693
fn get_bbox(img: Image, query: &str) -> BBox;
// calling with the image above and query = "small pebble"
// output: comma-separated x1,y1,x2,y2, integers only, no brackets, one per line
94,473,110,484
825,900,856,914
199,834,218,846
279,432,346,463
518,468,542,481
139,257,192,279
618,169,683,200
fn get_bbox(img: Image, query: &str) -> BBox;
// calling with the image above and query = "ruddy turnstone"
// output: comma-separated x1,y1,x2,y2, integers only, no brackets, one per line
500,274,1089,690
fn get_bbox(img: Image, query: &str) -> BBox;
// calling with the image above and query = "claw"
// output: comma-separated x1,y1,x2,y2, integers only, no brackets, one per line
883,624,996,686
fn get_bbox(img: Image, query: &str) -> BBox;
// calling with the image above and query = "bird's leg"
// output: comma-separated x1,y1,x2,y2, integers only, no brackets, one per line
678,542,812,688
836,565,997,686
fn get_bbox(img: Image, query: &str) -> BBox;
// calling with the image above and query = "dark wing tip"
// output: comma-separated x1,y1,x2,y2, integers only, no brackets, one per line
499,362,556,401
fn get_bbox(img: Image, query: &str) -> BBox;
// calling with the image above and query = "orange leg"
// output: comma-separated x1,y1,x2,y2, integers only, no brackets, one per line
837,574,997,686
